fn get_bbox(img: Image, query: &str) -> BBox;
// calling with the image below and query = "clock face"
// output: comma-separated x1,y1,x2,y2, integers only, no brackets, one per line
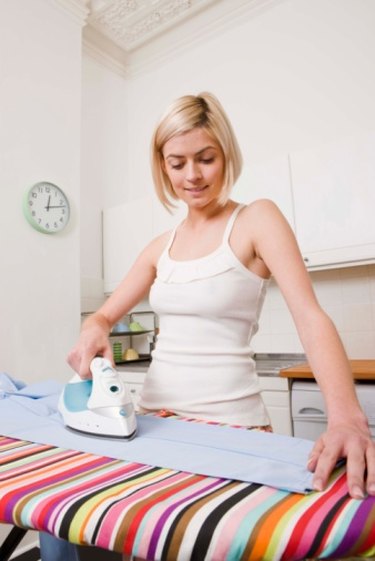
24,182,70,234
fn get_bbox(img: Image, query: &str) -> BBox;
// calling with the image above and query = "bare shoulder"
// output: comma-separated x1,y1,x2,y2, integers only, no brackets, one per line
138,229,172,266
241,198,284,219
236,199,289,232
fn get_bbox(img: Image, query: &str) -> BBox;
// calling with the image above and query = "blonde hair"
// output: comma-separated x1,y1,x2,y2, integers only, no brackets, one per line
150,92,243,211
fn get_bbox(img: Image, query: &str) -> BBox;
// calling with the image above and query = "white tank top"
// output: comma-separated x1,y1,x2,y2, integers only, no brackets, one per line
139,204,270,426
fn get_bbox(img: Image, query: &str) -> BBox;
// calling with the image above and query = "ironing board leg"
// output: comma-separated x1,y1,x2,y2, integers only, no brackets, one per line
0,527,28,561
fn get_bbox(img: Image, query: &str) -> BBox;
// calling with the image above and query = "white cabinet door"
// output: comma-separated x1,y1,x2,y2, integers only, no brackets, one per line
151,193,186,236
258,376,292,436
232,155,295,231
290,131,375,269
103,197,153,293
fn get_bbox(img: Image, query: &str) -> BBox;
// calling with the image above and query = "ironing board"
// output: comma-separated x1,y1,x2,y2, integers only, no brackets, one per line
0,421,374,561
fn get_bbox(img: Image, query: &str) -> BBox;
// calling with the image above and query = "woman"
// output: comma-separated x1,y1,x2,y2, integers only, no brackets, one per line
41,92,374,559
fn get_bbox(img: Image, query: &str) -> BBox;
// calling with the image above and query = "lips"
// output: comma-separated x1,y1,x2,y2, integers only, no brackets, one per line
184,185,208,192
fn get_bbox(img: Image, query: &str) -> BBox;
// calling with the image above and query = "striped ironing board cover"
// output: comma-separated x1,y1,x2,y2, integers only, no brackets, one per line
0,419,374,561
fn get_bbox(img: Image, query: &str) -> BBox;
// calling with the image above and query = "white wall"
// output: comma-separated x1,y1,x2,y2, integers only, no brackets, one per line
0,0,85,382
80,55,128,313
82,0,375,357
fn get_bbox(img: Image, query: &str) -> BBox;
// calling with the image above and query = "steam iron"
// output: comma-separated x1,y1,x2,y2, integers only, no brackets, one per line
58,357,137,439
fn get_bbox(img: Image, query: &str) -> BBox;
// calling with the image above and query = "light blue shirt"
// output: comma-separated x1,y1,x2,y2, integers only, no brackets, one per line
0,374,314,493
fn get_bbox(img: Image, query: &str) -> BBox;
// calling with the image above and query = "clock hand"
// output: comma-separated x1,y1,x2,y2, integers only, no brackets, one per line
47,205,66,209
45,195,51,211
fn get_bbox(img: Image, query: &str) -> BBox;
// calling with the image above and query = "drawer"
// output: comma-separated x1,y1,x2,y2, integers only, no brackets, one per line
258,376,290,391
261,390,290,408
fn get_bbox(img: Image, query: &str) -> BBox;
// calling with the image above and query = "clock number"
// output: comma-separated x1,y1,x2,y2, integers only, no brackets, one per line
24,182,70,233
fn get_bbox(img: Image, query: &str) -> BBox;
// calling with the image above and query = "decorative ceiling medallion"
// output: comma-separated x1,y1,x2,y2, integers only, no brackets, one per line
84,0,284,76
88,0,209,52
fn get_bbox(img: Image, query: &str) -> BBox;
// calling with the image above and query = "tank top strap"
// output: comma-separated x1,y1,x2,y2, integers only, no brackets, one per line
222,204,245,243
164,227,177,252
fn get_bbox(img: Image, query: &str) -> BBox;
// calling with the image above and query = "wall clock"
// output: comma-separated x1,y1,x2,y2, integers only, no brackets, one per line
23,181,70,234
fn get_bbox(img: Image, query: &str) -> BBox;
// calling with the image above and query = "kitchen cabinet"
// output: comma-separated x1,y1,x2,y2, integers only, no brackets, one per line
232,131,375,270
151,192,186,236
280,360,375,439
103,195,186,294
102,197,153,293
103,130,375,291
259,376,292,436
232,156,295,230
289,130,375,269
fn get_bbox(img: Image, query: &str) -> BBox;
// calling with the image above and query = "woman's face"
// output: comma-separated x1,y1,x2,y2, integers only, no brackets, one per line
162,127,225,209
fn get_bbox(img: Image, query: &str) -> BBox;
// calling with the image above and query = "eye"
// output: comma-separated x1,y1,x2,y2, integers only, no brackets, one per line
200,157,214,164
170,162,184,170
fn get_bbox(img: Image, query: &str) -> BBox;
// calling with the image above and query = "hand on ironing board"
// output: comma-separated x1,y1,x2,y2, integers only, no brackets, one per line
67,312,114,379
308,416,375,499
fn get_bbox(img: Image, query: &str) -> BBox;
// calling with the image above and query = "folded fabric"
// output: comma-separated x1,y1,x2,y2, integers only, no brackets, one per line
0,376,315,493
0,372,26,397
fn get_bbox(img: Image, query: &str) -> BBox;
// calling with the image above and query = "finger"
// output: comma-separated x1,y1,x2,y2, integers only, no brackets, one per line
345,442,366,499
366,441,375,496
102,346,115,366
312,446,341,492
78,352,95,379
307,438,325,472
66,349,84,377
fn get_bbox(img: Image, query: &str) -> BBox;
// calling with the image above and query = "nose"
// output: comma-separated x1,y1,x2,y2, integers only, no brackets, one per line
186,160,202,183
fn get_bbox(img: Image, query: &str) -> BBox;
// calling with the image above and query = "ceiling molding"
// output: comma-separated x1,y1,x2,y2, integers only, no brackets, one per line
83,25,129,77
51,0,90,26
83,0,285,77
87,0,218,52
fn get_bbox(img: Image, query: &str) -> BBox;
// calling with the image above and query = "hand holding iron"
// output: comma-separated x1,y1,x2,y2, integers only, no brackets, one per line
67,312,114,379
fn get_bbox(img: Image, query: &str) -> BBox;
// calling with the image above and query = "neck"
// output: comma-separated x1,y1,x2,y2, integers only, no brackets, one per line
184,199,235,226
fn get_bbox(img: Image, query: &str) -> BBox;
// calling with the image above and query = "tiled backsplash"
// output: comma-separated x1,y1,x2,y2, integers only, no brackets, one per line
253,264,375,358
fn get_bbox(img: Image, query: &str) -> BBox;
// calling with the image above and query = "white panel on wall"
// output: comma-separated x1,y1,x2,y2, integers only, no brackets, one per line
232,155,295,231
103,197,153,293
290,131,375,268
151,193,186,237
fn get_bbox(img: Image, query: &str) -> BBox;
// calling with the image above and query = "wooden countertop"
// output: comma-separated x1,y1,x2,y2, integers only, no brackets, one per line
280,359,375,380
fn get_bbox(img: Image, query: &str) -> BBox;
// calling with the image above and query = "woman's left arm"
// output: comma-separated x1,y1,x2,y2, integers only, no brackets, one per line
249,199,375,499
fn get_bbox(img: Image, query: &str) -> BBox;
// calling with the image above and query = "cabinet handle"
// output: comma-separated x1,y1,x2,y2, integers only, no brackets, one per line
303,257,309,263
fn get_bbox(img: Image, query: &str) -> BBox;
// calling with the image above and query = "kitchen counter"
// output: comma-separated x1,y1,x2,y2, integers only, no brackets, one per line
280,359,375,380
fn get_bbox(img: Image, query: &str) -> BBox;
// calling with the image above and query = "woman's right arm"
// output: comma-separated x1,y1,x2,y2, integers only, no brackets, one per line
67,233,168,378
